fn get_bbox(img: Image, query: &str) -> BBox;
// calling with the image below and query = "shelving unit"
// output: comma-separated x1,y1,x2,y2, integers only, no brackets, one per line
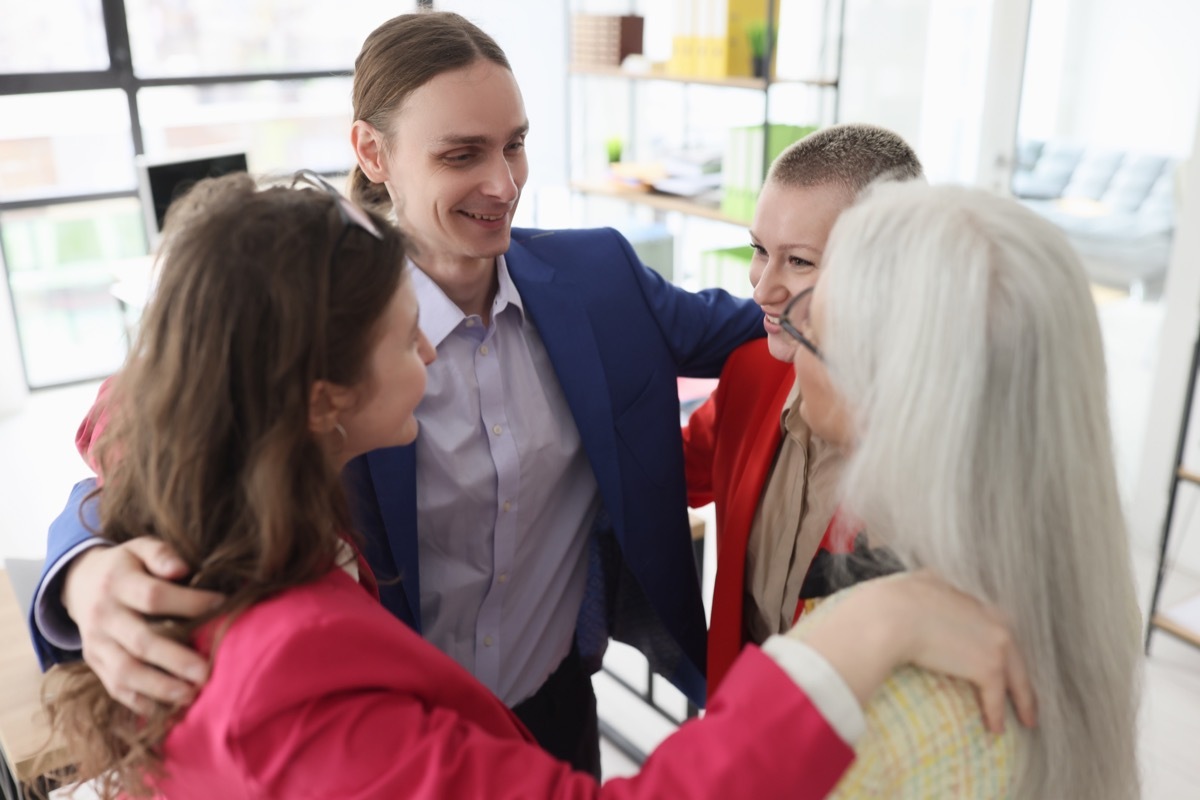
567,0,847,229
1146,333,1200,653
568,65,838,92
569,179,742,225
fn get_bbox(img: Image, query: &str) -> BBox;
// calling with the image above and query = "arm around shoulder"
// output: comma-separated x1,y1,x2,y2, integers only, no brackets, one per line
221,583,853,800
607,228,763,377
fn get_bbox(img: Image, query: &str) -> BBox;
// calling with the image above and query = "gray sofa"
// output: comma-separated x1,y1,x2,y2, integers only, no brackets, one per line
1012,139,1177,296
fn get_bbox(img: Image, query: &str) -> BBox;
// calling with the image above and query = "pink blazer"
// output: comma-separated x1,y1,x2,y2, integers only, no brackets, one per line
149,567,853,799
82,378,854,797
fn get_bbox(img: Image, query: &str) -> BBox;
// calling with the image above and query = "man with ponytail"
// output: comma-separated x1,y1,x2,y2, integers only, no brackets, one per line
32,11,761,775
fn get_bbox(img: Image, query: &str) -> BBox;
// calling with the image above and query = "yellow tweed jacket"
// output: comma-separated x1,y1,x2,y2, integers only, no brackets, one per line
798,591,1018,798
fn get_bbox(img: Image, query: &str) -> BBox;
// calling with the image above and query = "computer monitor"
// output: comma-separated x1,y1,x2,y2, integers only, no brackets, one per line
136,149,249,245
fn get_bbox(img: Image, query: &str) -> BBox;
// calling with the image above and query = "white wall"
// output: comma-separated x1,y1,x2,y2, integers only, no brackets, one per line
838,0,931,154
840,0,1028,190
436,0,569,225
1133,98,1200,577
1020,0,1200,156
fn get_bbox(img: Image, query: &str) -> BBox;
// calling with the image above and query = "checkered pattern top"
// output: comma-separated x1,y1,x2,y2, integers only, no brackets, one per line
799,591,1018,798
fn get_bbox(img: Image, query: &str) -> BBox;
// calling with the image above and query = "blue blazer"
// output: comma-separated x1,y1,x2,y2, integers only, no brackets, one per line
33,227,763,706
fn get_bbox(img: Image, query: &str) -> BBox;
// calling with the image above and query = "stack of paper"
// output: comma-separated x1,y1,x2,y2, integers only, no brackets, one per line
653,148,724,197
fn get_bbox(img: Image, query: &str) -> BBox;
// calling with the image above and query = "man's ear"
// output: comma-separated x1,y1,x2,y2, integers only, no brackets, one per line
308,380,355,436
351,120,389,183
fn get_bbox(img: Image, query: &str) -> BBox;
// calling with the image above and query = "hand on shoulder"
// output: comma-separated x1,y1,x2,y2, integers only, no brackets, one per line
64,537,224,713
787,571,1037,733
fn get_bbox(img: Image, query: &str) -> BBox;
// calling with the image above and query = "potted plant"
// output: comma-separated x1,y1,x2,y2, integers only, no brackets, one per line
605,135,624,164
747,21,773,78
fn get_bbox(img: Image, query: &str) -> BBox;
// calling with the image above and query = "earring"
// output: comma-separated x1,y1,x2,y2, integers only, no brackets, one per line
334,422,348,447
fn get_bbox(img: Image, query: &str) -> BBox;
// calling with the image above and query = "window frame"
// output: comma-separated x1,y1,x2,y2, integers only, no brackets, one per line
0,0,431,389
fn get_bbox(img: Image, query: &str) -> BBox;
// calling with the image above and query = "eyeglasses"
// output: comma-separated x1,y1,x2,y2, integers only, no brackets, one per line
290,170,385,379
291,169,384,248
780,287,823,361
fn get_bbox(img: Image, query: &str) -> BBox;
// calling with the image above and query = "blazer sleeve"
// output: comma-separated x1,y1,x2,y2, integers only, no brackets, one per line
611,229,763,378
28,479,101,668
227,612,853,800
28,379,113,668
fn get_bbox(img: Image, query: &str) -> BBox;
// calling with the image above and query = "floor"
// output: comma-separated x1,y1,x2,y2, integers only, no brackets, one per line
6,293,1200,797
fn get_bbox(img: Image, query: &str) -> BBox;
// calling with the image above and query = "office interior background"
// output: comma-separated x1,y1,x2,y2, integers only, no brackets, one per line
1,0,1199,795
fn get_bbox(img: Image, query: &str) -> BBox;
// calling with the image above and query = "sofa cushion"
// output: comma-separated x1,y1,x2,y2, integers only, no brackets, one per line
1062,151,1123,201
1015,139,1044,172
1101,155,1171,213
1012,141,1082,199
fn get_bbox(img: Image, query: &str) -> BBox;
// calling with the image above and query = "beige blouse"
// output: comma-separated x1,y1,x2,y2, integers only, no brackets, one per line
742,379,844,644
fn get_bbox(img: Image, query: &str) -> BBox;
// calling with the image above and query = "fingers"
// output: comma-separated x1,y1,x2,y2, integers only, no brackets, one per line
65,537,223,625
966,614,1037,734
63,536,218,713
883,572,1039,733
122,536,192,580
1003,633,1038,729
104,604,210,684
86,636,197,710
974,672,1008,734
112,685,158,718
111,568,224,619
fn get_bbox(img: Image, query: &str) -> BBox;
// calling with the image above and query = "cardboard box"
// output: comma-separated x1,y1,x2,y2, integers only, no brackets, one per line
572,15,645,68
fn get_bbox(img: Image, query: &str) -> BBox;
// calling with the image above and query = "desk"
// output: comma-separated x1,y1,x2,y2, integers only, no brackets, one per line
0,569,69,799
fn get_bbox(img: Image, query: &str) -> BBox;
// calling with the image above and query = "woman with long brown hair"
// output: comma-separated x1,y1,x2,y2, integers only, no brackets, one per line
45,169,430,793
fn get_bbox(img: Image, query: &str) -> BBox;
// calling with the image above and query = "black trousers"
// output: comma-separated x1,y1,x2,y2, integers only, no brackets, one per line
512,644,601,779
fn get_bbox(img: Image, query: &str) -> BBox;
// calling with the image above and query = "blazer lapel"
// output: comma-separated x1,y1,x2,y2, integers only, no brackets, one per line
505,239,625,527
365,444,422,630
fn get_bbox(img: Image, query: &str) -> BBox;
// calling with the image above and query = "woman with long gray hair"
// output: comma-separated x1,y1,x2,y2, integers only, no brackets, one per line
785,180,1141,798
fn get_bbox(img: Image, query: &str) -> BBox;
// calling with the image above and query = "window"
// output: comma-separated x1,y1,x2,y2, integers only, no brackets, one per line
138,79,354,174
125,0,403,77
0,91,136,202
2,198,145,387
0,1,417,388
0,1,108,73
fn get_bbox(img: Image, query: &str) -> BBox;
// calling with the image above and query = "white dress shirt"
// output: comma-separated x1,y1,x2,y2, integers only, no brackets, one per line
410,257,601,706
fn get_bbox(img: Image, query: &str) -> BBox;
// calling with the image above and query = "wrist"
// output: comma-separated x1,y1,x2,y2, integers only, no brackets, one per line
854,578,914,665
62,545,108,622
790,591,901,707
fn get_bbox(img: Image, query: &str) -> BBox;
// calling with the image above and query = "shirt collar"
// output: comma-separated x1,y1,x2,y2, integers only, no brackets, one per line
494,254,526,321
780,376,812,444
409,255,526,348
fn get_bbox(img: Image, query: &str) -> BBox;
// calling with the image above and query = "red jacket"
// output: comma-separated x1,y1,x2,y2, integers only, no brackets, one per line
80,379,854,797
683,340,795,697
684,341,863,700
150,567,853,799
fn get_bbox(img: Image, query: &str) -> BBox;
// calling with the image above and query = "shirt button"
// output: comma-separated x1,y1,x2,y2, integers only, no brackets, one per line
502,501,511,512
465,318,476,328
483,636,494,647
479,345,489,356
492,424,503,436
498,573,509,584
